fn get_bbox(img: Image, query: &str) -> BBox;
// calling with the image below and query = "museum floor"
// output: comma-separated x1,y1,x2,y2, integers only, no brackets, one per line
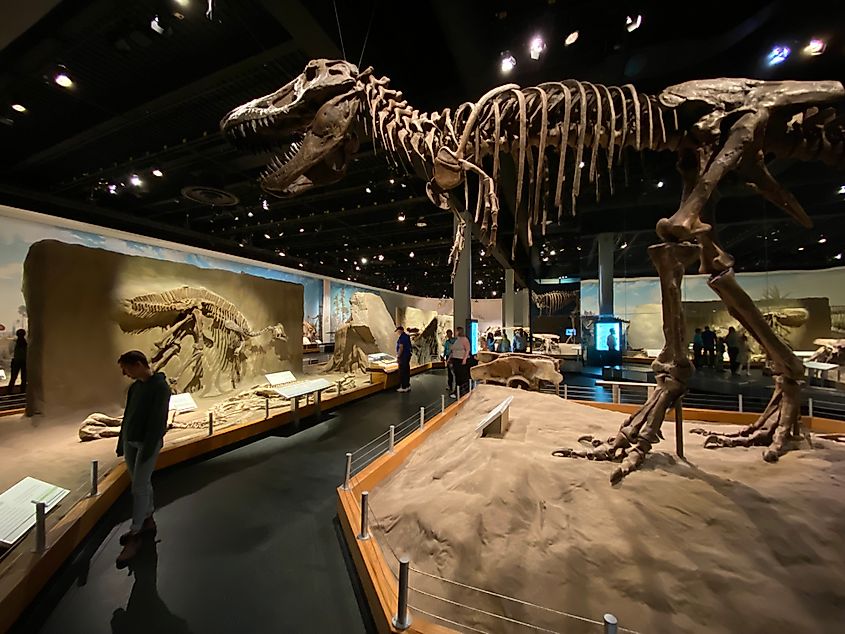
12,371,451,633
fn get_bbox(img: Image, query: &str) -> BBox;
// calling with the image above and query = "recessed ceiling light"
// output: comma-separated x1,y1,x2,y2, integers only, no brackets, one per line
819,237,827,243
798,246,805,251
11,104,26,113
54,72,74,88
620,242,628,249
151,168,163,177
262,199,270,211
365,186,372,194
299,227,305,232
656,181,664,188
500,52,516,74
247,211,253,217
397,212,406,222
492,290,498,296
838,185,845,194
550,250,556,256
835,253,843,260
416,220,427,228
564,31,579,46
377,254,384,261
625,14,642,33
529,36,545,60
803,38,826,56
389,178,395,184
129,174,143,187
264,233,271,239
360,257,368,264
767,45,790,66
409,251,414,258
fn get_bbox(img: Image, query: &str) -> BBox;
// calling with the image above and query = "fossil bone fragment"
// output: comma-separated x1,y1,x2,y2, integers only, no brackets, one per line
471,352,562,391
223,60,845,481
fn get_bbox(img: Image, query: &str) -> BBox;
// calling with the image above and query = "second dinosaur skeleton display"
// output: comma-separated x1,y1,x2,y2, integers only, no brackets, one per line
222,59,844,482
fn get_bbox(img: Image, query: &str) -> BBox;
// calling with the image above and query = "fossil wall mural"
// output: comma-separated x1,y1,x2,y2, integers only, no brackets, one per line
23,240,302,415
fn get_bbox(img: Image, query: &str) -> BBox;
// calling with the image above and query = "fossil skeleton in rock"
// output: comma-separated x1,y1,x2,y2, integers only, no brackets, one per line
223,59,845,482
531,290,579,316
119,287,288,396
472,351,563,391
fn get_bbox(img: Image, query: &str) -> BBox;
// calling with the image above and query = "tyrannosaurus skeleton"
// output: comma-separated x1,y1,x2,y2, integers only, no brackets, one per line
222,59,844,482
119,287,288,396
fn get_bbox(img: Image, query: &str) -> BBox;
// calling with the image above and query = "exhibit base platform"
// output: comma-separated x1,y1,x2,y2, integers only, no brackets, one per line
0,361,441,633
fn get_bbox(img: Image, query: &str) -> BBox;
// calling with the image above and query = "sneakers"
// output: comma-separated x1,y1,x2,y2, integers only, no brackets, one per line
449,393,457,399
396,387,411,393
115,534,142,568
119,516,156,545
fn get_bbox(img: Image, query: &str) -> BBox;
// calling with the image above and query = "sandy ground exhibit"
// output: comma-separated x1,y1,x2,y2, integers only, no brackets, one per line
370,385,845,633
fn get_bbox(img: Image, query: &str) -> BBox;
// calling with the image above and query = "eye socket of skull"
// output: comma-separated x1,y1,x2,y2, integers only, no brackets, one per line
312,99,349,136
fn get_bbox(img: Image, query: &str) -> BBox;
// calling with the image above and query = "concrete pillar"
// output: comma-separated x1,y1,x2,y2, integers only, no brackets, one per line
502,268,515,331
453,212,472,332
598,233,615,316
321,278,331,341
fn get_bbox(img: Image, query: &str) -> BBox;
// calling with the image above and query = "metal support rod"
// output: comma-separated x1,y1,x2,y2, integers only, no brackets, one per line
392,557,412,630
457,385,461,400
316,391,322,419
265,396,270,419
808,397,814,419
738,393,744,413
389,425,395,453
32,501,46,553
342,452,352,490
612,384,620,404
564,383,569,400
419,406,425,431
603,613,618,634
90,460,98,497
674,399,684,459
293,397,300,426
358,491,370,541
208,412,214,436
441,394,445,413
555,382,560,396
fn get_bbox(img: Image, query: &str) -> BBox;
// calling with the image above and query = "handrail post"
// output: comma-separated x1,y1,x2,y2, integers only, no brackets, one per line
388,425,395,454
612,384,620,404
265,396,270,419
441,394,445,413
738,393,744,413
358,491,370,541
808,397,814,419
392,557,412,630
90,460,99,497
674,399,684,459
419,406,425,431
564,383,569,400
342,452,352,490
208,412,214,436
457,385,461,400
32,501,46,553
603,613,618,634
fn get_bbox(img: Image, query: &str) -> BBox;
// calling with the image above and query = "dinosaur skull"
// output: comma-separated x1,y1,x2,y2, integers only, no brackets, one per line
221,59,363,196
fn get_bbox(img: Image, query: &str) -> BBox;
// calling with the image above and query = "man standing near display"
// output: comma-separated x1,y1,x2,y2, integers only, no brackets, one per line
115,350,171,566
449,326,471,398
395,326,412,392
442,328,457,393
8,329,27,392
725,326,740,375
701,326,716,368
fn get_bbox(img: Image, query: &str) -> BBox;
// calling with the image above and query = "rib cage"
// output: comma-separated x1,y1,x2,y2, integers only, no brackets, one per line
121,286,261,336
531,290,579,316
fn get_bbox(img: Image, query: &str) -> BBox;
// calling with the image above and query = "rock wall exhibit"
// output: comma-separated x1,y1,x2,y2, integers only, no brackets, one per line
23,240,302,415
396,306,453,364
324,291,397,373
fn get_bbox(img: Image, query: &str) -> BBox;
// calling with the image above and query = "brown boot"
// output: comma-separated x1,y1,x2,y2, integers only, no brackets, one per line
119,516,156,545
116,534,142,568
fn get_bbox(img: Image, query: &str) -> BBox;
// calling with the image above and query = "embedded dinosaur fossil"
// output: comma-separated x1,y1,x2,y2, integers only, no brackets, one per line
118,287,288,396
531,290,579,316
222,59,845,482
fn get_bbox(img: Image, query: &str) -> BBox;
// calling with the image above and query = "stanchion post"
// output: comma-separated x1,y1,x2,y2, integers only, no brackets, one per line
419,406,425,431
90,460,99,497
208,412,214,436
389,425,395,454
342,452,352,490
457,385,461,400
441,394,445,413
603,613,618,634
738,393,744,413
265,396,270,419
808,397,814,419
358,491,370,541
612,384,620,404
674,399,684,459
392,557,412,630
564,383,569,400
32,501,46,553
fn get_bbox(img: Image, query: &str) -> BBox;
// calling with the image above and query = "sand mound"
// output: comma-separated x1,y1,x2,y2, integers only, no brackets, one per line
370,385,845,633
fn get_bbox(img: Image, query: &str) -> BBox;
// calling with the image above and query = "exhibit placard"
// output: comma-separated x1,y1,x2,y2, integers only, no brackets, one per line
0,369,5,381
265,371,297,386
274,378,333,399
168,392,198,413
0,477,70,547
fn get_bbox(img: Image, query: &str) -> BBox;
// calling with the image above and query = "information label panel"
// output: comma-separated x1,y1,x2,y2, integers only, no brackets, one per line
0,477,70,547
169,392,198,413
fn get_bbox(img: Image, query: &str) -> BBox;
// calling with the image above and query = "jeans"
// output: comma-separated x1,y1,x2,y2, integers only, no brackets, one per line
124,440,162,532
446,362,455,390
450,359,469,393
9,359,26,390
398,359,411,389
728,346,739,374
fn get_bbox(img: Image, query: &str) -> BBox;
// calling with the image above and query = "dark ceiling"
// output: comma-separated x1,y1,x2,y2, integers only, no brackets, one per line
1,0,844,299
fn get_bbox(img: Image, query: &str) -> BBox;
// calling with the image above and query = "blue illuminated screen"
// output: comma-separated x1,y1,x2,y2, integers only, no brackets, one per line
596,322,621,352
468,321,478,355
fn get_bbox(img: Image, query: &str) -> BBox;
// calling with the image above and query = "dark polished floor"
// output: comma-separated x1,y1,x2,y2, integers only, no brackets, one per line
13,371,450,634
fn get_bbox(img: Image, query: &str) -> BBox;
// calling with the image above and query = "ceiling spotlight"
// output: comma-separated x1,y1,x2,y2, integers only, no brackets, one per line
409,251,415,258
550,249,556,256
377,254,384,261
299,227,305,233
174,0,190,7
107,184,118,195
400,182,407,188
838,185,845,194
416,220,428,228
151,168,163,177
803,38,826,56
529,36,545,60
247,211,254,217
818,237,827,244
798,246,805,251
656,180,664,188
626,15,642,33
355,265,361,271
150,15,166,35
564,31,579,46
365,186,372,194
542,256,549,262
620,242,628,249
397,212,406,222
129,174,143,187
360,257,368,264
389,178,395,184
403,285,408,291
480,249,485,256
278,251,286,257
836,253,843,260
298,263,303,268
263,233,271,239
492,290,498,297
262,199,270,211
11,104,26,113
500,51,517,74
54,71,74,88
767,45,791,66
476,280,483,285
579,161,585,168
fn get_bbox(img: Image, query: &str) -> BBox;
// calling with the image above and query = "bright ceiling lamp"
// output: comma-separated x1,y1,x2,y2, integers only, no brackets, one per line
803,38,826,56
152,168,164,177
54,71,74,88
529,36,545,60
564,31,579,46
767,45,791,66
11,104,26,113
626,15,642,33
500,51,516,74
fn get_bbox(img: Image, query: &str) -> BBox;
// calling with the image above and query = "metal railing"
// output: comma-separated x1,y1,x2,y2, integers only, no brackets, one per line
0,391,26,413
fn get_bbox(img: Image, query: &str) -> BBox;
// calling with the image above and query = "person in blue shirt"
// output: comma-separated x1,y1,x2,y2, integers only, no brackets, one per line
395,326,413,392
442,329,457,392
